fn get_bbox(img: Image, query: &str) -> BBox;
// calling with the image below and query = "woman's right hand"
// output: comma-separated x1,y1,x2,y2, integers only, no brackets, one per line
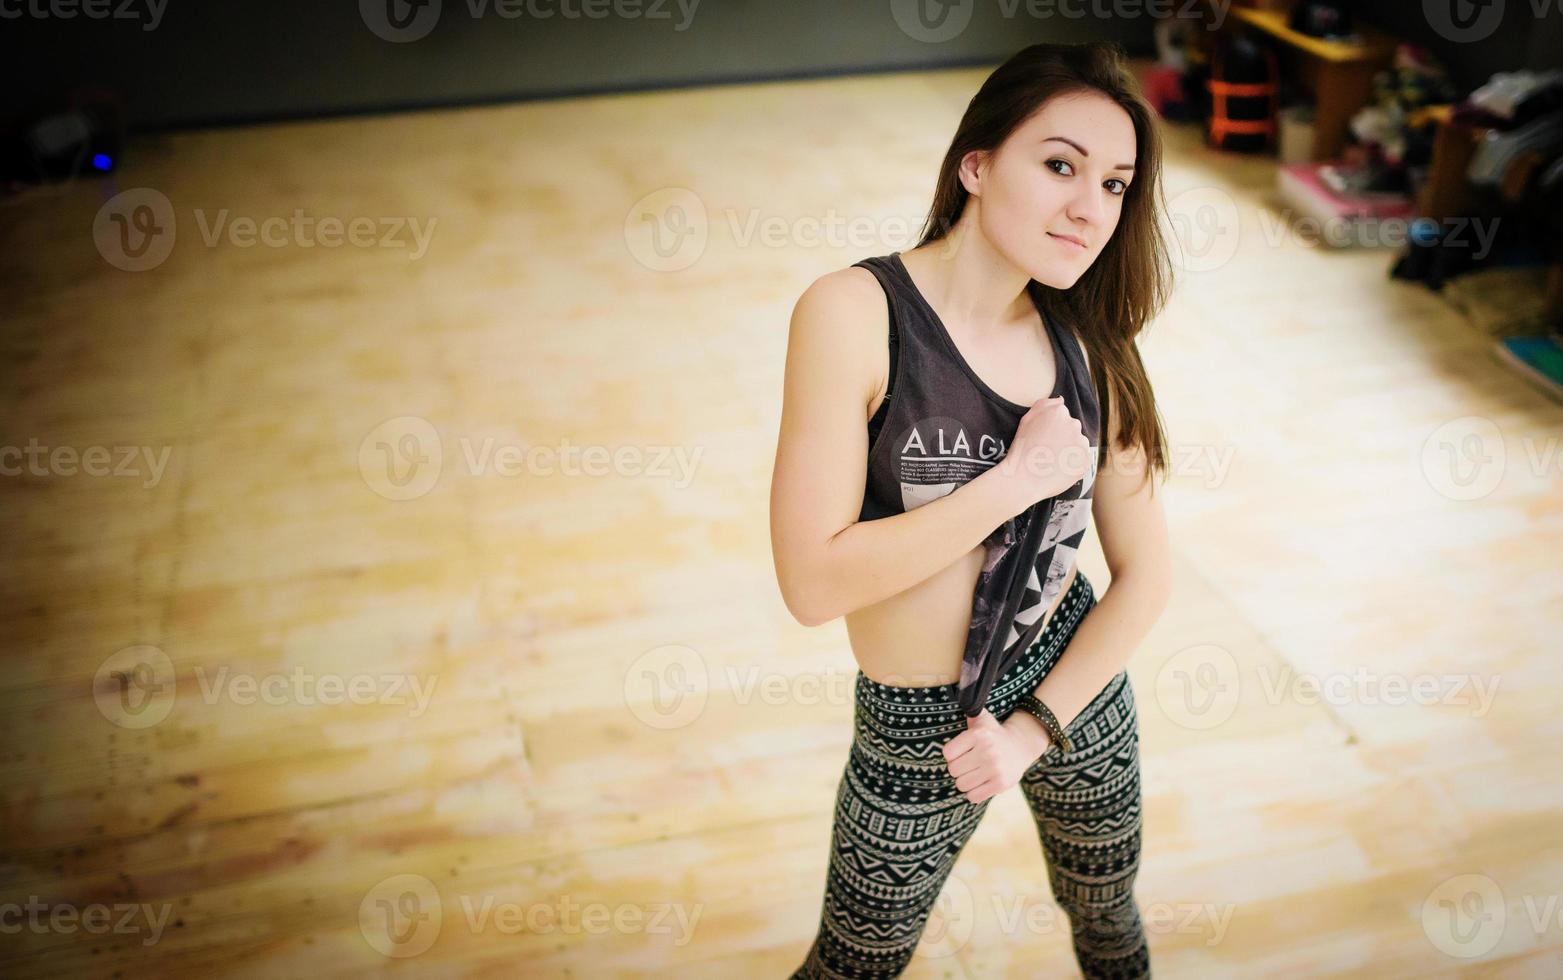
985,396,1092,516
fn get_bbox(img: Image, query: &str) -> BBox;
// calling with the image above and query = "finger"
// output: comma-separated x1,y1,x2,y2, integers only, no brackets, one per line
946,752,983,780
942,734,974,762
955,769,990,793
964,779,1000,805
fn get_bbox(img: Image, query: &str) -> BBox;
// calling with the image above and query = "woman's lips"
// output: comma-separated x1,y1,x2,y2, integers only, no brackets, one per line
1048,232,1087,251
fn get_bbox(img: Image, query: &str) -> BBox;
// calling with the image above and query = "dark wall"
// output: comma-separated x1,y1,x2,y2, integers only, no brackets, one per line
1354,0,1563,90
6,1,1558,135
3,0,1156,133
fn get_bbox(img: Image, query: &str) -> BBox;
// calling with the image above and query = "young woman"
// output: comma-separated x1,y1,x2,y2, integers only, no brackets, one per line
769,42,1175,978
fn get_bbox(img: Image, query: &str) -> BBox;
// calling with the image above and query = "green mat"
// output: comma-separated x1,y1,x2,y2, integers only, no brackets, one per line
1495,334,1563,403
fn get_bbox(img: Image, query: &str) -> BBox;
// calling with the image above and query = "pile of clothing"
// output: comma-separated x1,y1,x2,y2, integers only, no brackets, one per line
1391,66,1563,294
1349,44,1459,169
1451,69,1563,128
1462,70,1563,194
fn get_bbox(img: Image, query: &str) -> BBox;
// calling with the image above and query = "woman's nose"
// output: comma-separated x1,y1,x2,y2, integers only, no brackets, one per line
1067,188,1105,226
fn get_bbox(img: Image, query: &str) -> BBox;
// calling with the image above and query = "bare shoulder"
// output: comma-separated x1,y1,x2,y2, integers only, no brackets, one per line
791,264,887,330
786,264,891,398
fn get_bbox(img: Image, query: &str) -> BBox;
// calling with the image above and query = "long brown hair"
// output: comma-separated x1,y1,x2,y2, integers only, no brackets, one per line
914,40,1173,488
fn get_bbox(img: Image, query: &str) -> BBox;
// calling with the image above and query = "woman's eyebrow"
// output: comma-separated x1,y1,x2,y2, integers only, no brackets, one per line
1041,136,1135,171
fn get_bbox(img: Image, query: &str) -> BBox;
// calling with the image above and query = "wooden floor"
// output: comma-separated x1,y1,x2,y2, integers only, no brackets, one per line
2,62,1561,979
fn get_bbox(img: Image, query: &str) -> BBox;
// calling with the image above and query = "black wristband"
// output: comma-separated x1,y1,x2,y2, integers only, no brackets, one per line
1015,693,1073,754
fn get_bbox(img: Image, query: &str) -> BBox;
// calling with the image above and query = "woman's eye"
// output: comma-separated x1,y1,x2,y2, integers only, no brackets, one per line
1050,158,1127,196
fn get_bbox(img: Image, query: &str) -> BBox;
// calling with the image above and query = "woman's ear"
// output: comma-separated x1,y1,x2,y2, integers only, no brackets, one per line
957,148,988,198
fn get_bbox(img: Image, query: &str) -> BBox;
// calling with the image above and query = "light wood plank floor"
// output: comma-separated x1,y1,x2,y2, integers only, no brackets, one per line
2,62,1561,979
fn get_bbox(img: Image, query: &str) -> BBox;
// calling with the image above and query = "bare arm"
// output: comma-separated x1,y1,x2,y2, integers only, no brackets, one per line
768,269,1019,627
1006,381,1174,753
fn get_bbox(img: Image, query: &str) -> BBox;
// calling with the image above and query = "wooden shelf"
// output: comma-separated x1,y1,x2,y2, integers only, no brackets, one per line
1194,1,1401,160
1411,103,1492,219
1226,7,1399,65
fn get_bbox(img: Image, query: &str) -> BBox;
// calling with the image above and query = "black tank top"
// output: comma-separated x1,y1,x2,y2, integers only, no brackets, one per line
853,251,1101,717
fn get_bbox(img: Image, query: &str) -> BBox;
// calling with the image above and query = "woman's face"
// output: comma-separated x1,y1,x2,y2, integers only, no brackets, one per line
966,90,1138,289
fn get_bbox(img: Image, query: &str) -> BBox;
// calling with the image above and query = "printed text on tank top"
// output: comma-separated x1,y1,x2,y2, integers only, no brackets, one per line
850,251,1102,715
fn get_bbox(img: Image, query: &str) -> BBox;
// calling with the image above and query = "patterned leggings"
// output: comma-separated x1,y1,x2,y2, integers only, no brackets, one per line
792,572,1150,979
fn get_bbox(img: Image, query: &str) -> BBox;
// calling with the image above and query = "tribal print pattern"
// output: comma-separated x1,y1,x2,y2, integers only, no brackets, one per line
792,572,1150,979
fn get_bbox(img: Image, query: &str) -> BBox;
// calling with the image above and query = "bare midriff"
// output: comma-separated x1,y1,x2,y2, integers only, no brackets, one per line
844,389,1079,690
845,550,1078,689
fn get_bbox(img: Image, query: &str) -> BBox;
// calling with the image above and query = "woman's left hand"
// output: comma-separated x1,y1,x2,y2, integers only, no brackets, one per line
942,708,1052,805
